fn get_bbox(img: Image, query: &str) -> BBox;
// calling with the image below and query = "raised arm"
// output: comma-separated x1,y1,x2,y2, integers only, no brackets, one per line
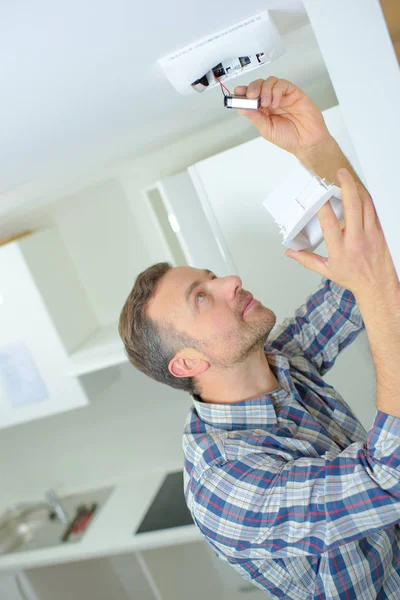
235,76,367,197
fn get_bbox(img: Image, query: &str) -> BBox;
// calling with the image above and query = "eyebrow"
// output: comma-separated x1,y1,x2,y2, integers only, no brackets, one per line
185,269,213,304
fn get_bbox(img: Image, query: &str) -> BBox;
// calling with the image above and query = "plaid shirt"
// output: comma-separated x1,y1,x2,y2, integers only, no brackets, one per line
183,277,400,599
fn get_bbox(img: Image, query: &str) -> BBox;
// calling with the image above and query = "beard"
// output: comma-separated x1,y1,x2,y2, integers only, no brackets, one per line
197,306,277,369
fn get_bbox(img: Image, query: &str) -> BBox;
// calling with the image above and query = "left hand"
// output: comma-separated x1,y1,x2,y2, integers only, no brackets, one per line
234,77,332,156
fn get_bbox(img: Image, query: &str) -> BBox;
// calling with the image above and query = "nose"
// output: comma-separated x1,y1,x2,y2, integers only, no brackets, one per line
213,275,242,303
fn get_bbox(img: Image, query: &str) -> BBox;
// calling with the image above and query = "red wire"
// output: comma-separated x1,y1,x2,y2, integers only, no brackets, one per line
214,75,231,95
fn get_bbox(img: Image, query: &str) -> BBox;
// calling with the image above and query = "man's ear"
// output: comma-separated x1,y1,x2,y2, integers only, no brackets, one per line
169,353,209,379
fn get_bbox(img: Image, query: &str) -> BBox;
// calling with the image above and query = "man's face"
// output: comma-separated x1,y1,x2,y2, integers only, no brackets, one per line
147,267,276,370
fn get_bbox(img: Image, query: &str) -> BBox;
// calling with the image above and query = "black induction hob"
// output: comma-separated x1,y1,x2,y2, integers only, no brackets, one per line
135,470,194,534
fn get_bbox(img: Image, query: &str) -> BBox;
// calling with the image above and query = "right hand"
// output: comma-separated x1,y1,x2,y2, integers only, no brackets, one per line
234,77,331,156
285,168,399,301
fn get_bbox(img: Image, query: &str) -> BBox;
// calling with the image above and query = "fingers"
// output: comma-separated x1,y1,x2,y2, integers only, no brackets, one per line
317,200,343,251
236,107,267,131
285,248,329,278
235,77,279,106
258,77,278,108
235,77,298,110
337,169,363,236
261,78,292,109
233,80,264,98
357,184,378,234
234,85,247,96
247,79,265,98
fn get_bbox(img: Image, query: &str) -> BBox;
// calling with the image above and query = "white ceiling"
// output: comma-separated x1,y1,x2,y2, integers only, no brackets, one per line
1,1,332,217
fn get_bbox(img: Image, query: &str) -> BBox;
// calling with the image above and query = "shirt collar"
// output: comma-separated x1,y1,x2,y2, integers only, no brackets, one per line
191,351,290,431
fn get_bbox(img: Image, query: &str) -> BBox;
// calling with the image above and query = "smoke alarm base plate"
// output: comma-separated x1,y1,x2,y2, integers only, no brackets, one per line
158,10,284,95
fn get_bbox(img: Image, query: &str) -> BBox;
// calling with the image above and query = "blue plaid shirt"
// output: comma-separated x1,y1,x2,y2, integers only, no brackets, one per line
182,277,400,599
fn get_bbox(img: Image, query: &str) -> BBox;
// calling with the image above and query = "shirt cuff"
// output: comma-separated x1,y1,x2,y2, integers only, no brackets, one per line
367,409,400,469
325,277,357,306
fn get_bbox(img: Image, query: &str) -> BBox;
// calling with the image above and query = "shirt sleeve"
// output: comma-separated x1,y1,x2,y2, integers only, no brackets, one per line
269,277,365,375
191,410,400,559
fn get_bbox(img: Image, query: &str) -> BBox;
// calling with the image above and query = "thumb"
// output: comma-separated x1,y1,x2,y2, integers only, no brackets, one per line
285,249,329,278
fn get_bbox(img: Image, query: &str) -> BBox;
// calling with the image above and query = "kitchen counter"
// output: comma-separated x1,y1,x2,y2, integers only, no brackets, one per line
0,466,201,573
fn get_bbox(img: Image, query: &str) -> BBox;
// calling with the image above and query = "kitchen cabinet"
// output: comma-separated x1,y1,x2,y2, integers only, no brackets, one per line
0,573,23,600
0,230,88,428
145,174,236,277
0,466,267,600
25,556,152,600
36,177,157,378
140,542,224,600
0,572,36,600
23,545,260,600
9,550,268,600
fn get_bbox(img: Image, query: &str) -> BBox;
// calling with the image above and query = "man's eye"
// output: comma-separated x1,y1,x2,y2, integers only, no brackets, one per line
196,292,206,304
195,276,216,305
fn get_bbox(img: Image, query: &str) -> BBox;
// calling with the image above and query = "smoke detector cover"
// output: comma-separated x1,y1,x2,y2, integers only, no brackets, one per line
158,11,284,95
263,161,343,252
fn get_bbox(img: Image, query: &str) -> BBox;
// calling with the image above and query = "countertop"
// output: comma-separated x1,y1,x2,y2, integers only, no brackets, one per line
0,466,201,573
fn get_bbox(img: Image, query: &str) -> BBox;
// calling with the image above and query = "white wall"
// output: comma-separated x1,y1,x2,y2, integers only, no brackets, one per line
304,0,400,278
0,81,337,504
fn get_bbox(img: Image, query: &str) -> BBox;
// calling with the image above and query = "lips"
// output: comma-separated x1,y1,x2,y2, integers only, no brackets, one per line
242,293,254,315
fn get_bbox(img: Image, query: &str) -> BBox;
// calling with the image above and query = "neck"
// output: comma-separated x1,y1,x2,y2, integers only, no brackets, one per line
198,347,280,405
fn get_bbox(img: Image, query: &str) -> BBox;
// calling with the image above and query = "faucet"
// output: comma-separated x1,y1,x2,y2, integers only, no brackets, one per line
44,489,70,526
6,489,70,527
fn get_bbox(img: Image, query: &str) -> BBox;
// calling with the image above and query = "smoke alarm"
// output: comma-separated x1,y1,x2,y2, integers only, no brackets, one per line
158,11,284,95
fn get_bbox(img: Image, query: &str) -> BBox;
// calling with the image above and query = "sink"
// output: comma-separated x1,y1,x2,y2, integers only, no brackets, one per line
0,505,50,554
0,486,114,555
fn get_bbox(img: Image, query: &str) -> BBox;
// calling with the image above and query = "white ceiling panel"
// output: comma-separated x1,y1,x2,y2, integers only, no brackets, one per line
1,1,329,214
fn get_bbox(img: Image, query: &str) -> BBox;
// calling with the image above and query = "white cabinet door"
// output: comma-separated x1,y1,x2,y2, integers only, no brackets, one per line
0,573,32,600
141,541,224,600
0,242,87,428
157,172,236,276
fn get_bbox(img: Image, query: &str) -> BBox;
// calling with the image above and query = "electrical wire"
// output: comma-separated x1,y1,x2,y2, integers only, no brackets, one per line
214,75,231,96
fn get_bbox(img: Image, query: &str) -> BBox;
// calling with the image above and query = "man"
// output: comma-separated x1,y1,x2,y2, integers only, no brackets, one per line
119,78,400,598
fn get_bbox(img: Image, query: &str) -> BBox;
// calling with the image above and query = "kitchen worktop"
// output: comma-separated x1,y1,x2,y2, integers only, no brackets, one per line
0,465,201,572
